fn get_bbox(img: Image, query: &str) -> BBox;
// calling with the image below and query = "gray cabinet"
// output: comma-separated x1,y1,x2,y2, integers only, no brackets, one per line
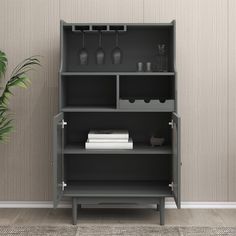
53,20,181,225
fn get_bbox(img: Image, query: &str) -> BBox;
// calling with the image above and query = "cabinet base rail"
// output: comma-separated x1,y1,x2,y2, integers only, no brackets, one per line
71,197,165,225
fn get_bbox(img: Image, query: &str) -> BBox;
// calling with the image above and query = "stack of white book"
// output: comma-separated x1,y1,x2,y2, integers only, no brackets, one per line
85,130,133,149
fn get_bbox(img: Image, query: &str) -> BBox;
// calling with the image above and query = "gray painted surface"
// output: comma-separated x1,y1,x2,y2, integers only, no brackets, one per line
53,112,64,208
119,99,174,111
172,112,181,208
54,21,180,224
63,181,172,197
63,144,172,154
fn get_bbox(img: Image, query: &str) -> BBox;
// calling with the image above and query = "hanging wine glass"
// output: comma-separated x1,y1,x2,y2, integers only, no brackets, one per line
111,31,122,64
79,31,88,65
96,30,105,65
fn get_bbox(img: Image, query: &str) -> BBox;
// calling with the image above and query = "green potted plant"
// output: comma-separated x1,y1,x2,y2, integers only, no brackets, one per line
0,50,40,142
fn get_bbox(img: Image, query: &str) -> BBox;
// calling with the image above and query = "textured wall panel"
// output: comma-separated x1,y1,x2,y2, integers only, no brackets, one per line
0,0,234,201
229,0,236,201
60,0,143,23
0,0,60,200
144,0,228,201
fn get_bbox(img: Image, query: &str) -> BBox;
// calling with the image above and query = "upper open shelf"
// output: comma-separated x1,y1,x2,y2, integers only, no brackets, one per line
61,75,117,109
60,23,175,73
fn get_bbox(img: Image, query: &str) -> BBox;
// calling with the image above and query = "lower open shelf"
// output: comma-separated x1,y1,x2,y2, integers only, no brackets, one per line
63,181,172,197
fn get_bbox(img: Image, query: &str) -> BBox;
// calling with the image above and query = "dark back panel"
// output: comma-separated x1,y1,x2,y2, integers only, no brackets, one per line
64,154,172,181
62,76,116,107
65,112,172,145
120,75,174,100
63,26,174,72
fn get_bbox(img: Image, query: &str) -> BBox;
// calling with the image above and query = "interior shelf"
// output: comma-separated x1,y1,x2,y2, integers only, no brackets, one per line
64,144,172,155
61,106,174,112
63,181,172,197
62,106,117,112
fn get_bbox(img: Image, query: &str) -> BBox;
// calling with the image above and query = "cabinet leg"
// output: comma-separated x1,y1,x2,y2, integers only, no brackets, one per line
159,197,165,225
72,198,77,225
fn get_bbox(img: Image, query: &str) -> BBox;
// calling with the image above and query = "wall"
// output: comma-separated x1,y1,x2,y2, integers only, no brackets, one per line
0,0,235,202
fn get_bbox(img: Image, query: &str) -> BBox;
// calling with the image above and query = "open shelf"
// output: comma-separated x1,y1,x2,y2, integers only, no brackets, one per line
64,154,172,182
63,181,172,197
64,143,172,155
61,25,174,72
64,112,172,147
61,75,116,108
120,75,174,101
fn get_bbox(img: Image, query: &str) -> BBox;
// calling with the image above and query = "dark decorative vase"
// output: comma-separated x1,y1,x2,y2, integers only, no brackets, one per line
156,44,168,71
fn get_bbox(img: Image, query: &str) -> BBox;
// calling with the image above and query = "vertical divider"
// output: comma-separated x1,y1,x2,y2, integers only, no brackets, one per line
116,75,120,109
172,21,177,113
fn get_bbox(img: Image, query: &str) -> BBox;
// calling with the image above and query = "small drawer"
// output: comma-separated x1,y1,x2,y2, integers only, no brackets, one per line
119,99,175,111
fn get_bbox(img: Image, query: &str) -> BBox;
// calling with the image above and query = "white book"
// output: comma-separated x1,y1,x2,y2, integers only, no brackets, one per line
85,139,133,149
88,130,129,140
88,138,128,143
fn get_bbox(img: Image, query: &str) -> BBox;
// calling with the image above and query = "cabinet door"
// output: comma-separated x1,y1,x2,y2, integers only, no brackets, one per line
53,112,64,208
172,112,181,208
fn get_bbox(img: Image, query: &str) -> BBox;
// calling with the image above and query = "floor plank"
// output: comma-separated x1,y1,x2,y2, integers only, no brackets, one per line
215,209,236,227
0,208,235,226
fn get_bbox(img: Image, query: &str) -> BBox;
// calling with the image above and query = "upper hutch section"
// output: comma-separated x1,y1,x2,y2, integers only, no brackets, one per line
60,21,175,73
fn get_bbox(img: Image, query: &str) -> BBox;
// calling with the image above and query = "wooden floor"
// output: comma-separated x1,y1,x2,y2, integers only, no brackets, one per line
0,208,235,226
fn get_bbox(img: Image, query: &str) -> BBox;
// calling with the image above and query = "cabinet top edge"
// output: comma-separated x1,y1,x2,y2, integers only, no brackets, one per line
60,72,176,76
60,20,175,27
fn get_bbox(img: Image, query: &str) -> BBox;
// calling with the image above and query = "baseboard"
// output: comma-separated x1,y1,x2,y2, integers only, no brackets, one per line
0,201,236,209
166,201,236,209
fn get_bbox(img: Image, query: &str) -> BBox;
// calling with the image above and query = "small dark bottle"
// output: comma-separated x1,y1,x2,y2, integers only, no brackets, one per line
156,44,168,72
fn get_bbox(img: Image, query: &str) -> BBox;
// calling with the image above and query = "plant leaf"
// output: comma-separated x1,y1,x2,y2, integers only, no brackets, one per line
0,51,7,80
0,53,40,142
